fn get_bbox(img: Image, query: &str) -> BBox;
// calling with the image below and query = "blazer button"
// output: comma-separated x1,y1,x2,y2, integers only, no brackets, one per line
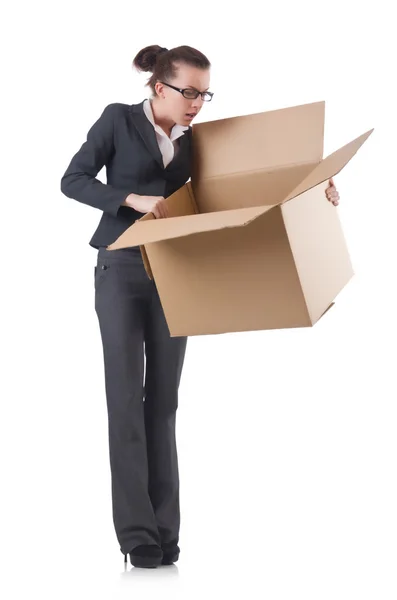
101,265,108,270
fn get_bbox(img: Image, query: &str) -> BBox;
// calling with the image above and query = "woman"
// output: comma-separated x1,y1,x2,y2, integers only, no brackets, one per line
60,44,340,570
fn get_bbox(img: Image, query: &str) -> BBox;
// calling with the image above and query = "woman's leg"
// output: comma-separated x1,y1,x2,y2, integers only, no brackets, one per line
94,247,161,556
143,281,188,548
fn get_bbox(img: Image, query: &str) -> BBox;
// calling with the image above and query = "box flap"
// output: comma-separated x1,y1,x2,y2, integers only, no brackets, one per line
281,181,354,324
107,204,276,250
192,101,325,180
138,181,198,220
284,129,374,202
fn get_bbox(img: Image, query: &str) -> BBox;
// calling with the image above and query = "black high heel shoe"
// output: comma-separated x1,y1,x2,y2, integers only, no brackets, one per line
124,544,163,568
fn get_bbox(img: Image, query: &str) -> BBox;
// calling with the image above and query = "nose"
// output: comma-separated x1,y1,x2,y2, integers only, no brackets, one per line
191,96,204,110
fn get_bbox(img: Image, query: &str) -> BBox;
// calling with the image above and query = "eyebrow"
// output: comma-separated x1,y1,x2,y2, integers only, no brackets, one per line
186,85,210,92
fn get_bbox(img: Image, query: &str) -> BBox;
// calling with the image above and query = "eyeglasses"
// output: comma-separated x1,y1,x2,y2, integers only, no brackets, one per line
159,81,214,102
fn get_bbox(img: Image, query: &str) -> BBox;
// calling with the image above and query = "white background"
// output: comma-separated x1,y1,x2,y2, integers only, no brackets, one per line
2,0,396,598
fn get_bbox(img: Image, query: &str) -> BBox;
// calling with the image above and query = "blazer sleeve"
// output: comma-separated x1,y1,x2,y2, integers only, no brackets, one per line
60,103,129,217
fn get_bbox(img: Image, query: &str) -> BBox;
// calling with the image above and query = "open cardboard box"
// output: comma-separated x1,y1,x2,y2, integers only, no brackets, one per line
108,101,373,337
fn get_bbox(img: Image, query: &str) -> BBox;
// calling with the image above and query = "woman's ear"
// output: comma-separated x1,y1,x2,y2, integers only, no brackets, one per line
154,81,165,99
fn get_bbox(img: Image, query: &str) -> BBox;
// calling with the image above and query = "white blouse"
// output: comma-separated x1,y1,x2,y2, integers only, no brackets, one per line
143,99,189,168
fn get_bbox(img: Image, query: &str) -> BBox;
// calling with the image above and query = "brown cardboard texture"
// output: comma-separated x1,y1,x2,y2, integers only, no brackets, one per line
108,101,373,337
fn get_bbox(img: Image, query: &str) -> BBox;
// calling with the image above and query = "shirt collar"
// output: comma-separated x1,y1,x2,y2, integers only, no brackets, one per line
143,98,188,141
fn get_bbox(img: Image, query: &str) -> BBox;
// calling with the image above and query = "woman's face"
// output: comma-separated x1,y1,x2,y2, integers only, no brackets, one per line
155,63,211,126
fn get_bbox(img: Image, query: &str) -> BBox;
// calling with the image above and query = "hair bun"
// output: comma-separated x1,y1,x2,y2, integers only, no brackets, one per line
133,45,169,73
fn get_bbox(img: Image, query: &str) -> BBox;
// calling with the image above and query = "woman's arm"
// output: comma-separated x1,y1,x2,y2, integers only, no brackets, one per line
60,103,130,217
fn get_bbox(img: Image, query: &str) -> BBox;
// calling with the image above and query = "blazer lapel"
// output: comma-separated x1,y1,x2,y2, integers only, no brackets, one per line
129,101,163,168
128,100,190,170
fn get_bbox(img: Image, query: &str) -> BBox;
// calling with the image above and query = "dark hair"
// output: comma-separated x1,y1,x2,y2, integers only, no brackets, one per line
132,45,211,97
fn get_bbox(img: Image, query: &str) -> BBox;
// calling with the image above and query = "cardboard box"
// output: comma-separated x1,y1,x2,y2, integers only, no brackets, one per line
108,101,373,337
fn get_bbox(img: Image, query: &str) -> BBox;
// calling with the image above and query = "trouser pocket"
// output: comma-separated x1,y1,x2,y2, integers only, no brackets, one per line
94,262,111,290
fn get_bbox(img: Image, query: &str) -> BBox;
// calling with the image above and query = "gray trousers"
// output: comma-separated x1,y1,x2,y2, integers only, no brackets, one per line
94,246,188,555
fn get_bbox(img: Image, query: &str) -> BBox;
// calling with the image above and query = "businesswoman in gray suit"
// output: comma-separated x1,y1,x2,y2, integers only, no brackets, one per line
60,45,214,568
60,44,341,569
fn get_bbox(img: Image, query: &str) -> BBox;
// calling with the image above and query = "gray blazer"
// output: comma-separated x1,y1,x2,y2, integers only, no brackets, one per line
60,99,193,248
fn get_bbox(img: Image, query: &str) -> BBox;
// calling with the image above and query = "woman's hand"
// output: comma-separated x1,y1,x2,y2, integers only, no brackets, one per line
325,178,340,206
124,193,169,218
